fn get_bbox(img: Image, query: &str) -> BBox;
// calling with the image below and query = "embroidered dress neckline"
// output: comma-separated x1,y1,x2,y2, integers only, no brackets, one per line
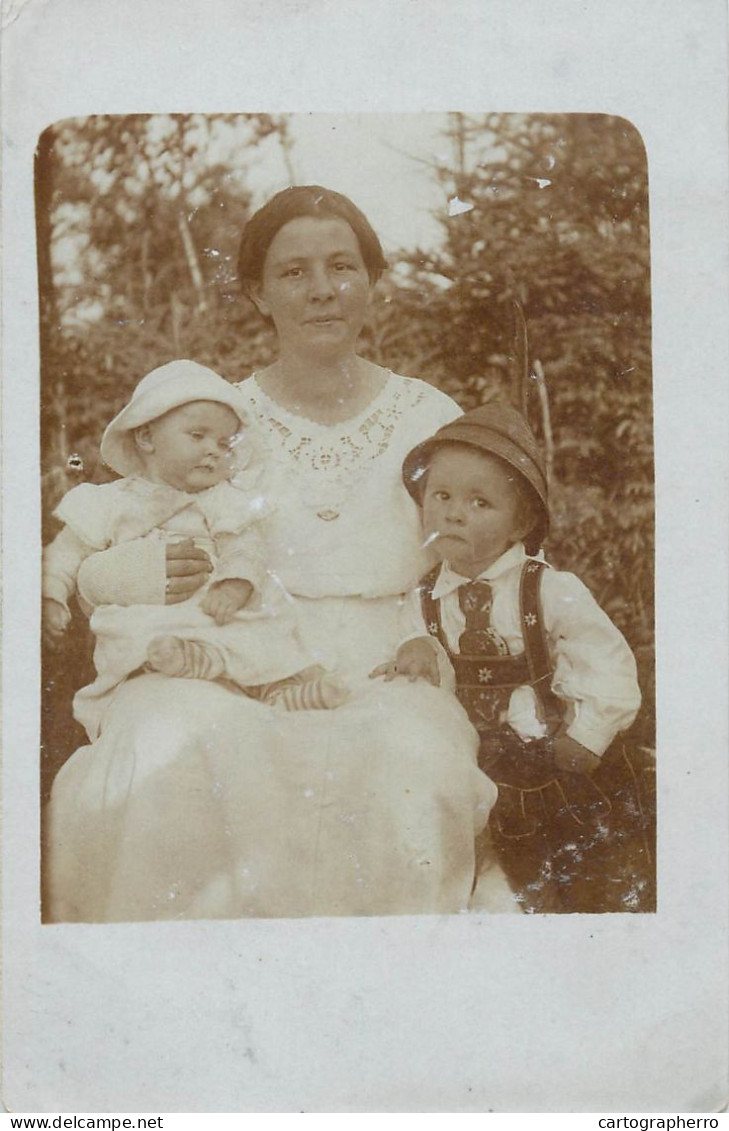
247,371,394,432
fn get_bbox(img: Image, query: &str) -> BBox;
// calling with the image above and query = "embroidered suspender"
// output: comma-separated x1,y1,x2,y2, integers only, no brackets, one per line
418,560,561,731
518,560,563,729
418,565,448,652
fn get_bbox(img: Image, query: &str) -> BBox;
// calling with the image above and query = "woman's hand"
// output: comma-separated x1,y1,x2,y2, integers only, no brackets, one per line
370,637,441,686
42,597,70,648
553,730,601,775
165,539,214,604
200,578,254,625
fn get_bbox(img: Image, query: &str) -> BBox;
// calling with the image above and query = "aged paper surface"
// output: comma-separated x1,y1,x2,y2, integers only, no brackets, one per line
3,0,728,1113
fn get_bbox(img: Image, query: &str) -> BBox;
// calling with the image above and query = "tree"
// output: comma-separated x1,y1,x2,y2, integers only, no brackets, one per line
37,113,291,523
377,113,654,740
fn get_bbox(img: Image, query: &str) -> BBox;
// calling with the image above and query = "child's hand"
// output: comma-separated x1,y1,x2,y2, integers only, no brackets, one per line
369,637,441,686
42,598,70,647
553,730,601,775
200,579,253,625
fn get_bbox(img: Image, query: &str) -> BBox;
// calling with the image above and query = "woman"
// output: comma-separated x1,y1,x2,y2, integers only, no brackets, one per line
45,186,505,921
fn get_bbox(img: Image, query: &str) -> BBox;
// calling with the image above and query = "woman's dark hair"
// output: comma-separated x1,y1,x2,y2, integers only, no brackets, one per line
237,185,388,292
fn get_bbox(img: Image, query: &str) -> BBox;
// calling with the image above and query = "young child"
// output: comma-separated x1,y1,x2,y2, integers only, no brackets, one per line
42,359,347,740
374,402,644,913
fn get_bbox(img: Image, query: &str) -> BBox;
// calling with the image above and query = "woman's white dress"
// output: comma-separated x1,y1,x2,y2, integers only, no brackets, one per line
45,374,502,921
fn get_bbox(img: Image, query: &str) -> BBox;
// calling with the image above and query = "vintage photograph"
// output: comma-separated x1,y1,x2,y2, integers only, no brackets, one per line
37,112,655,923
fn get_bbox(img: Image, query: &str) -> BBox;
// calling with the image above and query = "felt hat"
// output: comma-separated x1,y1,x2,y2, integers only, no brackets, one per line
101,360,251,477
402,401,549,555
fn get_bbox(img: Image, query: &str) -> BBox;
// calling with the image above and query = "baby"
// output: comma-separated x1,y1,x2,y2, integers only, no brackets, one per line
42,359,347,740
373,402,643,912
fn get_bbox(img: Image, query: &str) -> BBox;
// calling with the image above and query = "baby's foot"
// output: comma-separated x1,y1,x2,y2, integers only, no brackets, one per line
147,636,225,681
262,670,349,711
313,673,350,709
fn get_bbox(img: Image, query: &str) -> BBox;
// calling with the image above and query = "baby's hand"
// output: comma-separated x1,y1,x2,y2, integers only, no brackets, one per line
200,579,253,625
553,730,601,775
42,598,71,647
369,637,441,686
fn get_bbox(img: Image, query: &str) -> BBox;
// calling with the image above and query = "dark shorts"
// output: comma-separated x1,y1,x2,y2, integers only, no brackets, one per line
477,729,656,913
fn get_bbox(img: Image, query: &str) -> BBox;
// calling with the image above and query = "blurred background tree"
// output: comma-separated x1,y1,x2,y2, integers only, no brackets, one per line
38,112,654,794
368,113,654,743
37,113,293,525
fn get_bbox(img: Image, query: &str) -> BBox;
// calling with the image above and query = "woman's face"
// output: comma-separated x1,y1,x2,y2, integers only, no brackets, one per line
250,216,373,358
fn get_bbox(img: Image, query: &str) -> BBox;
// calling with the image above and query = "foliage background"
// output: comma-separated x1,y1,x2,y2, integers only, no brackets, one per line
38,113,654,789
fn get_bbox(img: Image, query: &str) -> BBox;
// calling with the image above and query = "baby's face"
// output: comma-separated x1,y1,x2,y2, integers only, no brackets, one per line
421,445,529,578
140,401,242,493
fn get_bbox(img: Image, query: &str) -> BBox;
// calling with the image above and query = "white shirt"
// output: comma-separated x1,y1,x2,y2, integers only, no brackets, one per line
401,542,641,757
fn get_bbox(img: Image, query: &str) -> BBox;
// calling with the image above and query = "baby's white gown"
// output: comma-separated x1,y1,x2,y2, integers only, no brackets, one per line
45,375,511,921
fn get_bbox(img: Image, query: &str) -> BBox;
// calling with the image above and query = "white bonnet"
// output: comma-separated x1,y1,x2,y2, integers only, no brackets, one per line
100,360,252,477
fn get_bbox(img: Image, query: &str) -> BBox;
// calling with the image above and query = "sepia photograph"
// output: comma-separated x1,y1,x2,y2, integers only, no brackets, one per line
37,112,655,923
3,0,727,1114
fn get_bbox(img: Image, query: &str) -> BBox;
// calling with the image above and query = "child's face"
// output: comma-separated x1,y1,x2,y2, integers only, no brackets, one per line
421,445,530,578
136,401,242,492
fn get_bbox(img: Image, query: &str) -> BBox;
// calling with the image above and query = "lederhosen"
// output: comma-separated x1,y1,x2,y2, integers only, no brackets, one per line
418,560,655,913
